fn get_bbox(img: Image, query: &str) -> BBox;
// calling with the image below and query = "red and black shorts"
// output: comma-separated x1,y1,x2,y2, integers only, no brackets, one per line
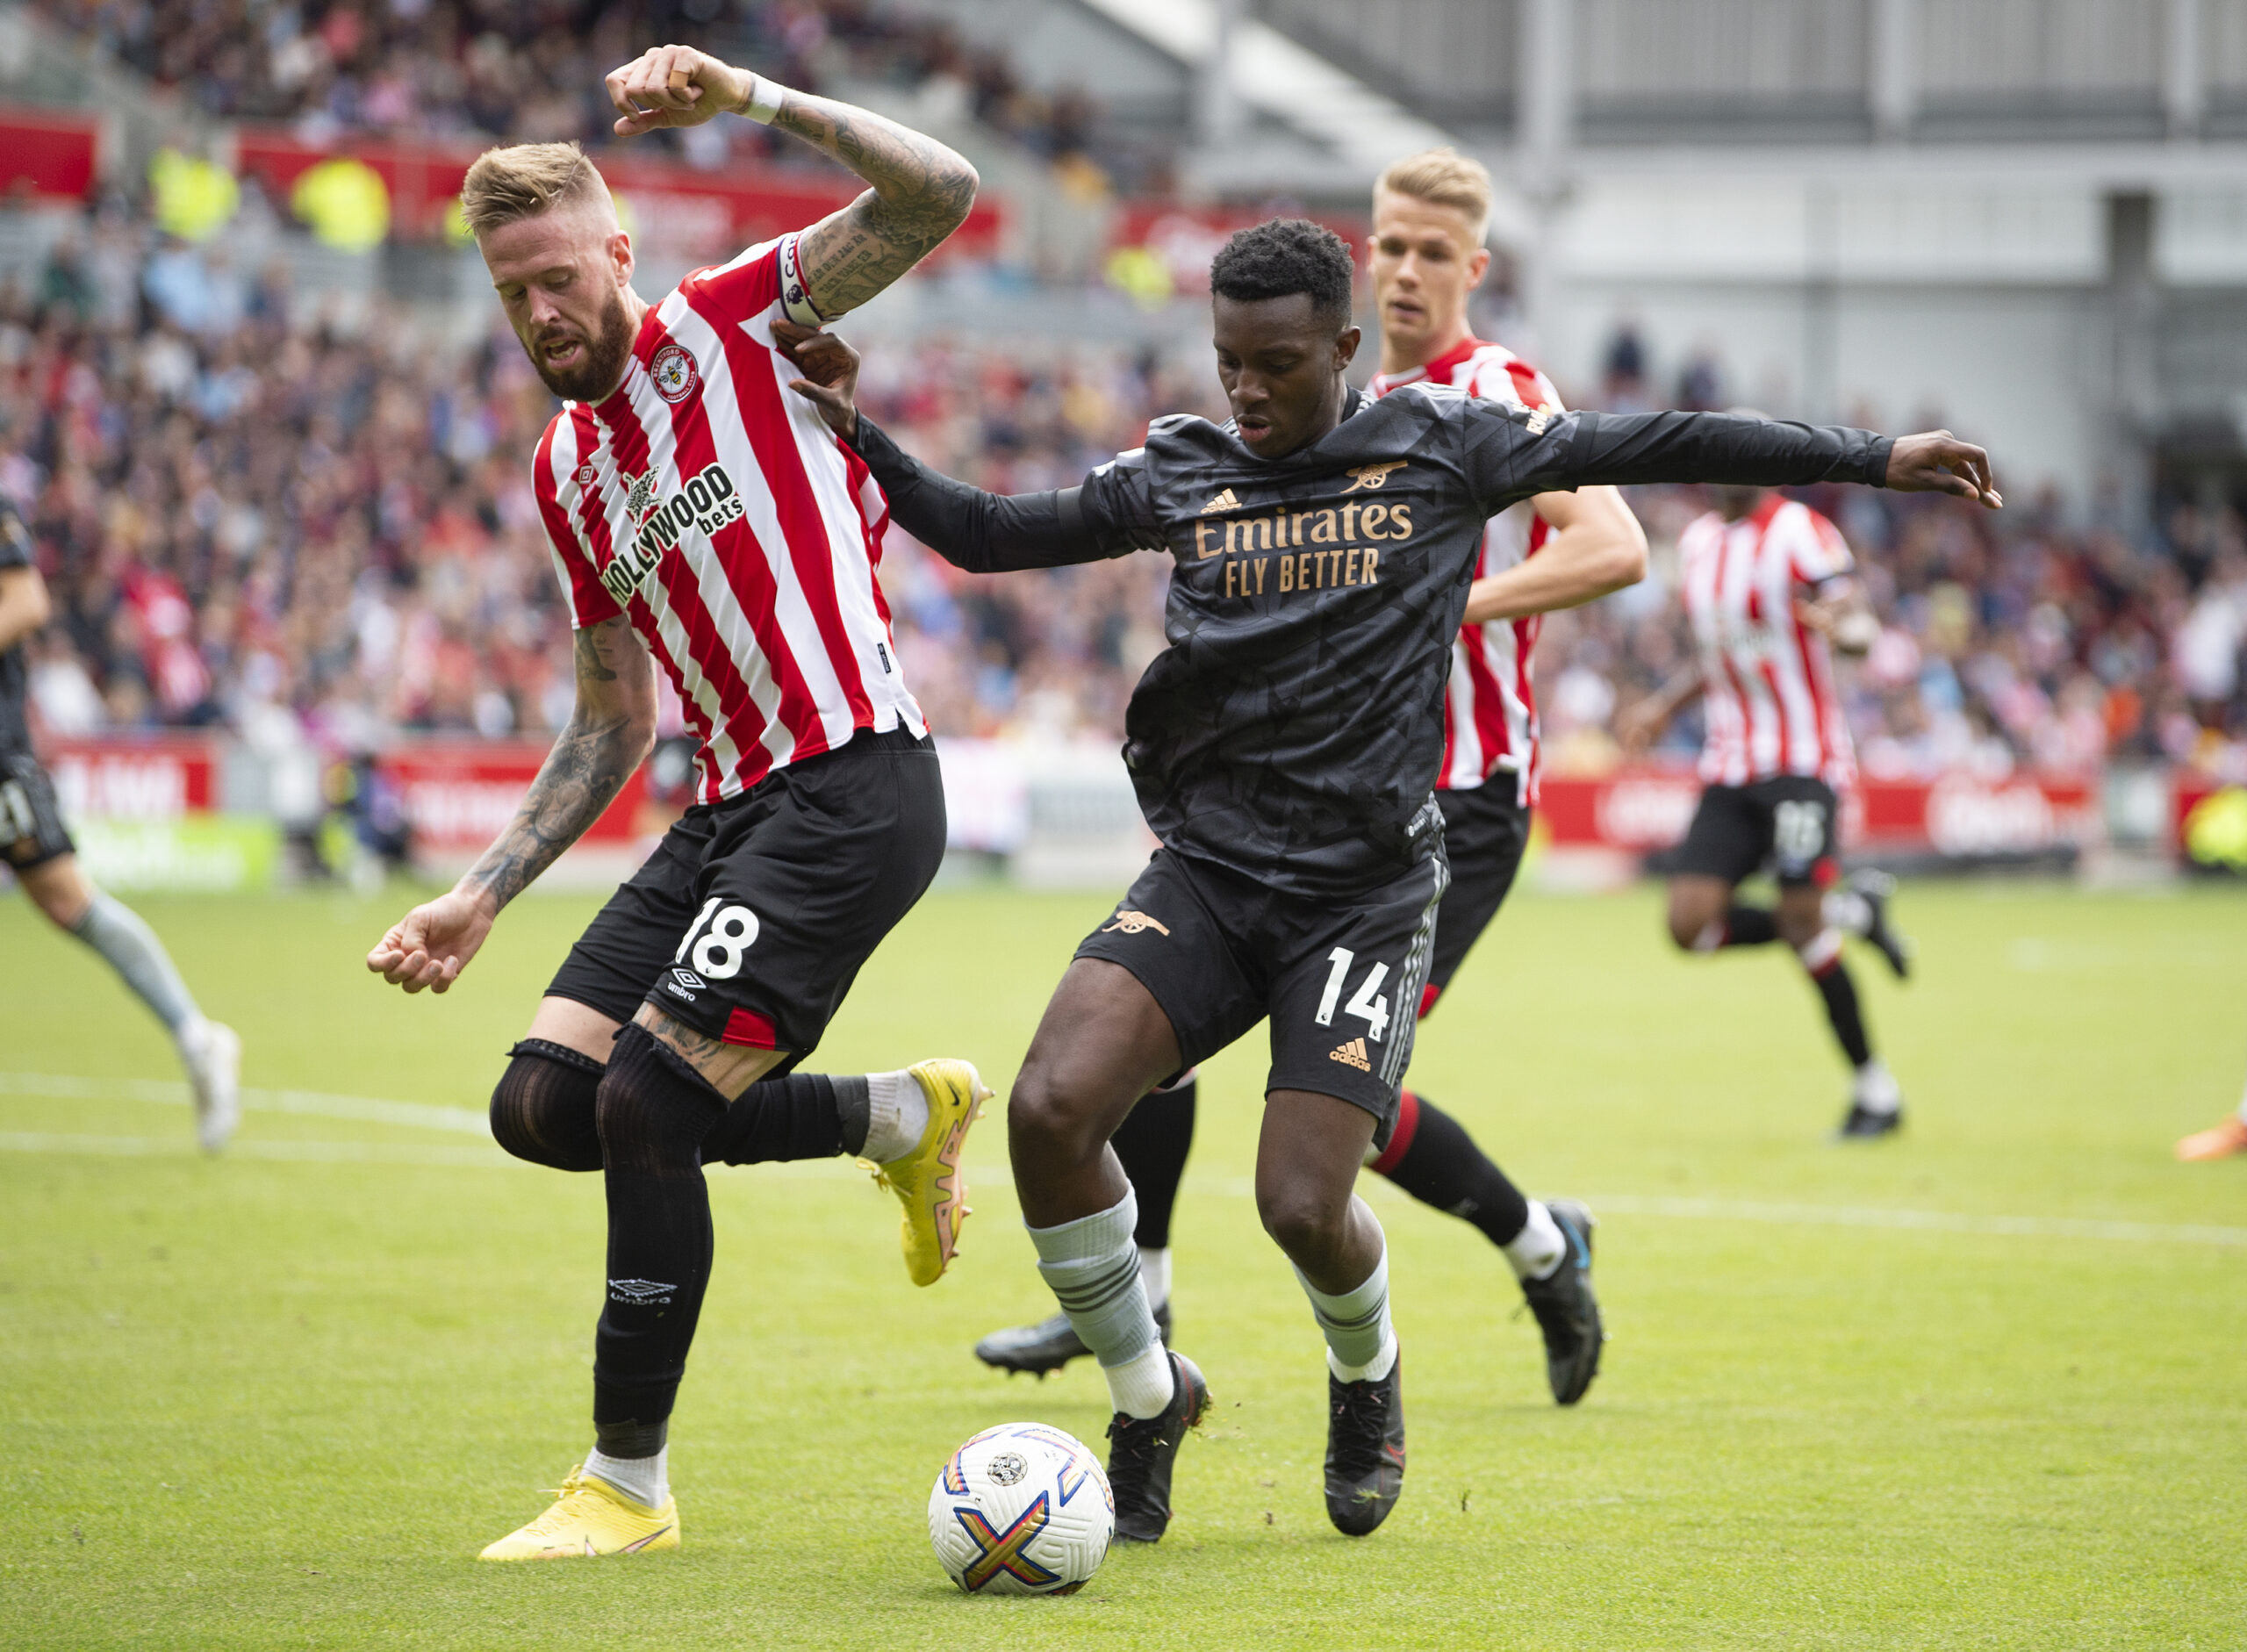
545,727,945,1069
1672,775,1842,889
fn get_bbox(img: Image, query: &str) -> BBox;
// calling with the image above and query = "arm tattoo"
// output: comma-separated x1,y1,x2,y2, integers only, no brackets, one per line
461,622,648,909
774,92,978,317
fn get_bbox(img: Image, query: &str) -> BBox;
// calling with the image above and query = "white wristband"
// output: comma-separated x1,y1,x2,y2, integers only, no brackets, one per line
741,73,784,126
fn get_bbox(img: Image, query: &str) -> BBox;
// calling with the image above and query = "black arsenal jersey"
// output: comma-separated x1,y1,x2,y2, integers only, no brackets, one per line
853,390,1891,894
0,503,35,752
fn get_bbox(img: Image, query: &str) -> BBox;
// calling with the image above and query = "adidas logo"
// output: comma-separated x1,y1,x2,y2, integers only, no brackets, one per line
1328,1038,1371,1072
1201,487,1241,514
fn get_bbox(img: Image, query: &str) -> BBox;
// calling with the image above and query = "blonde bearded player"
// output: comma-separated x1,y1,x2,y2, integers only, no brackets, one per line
968,150,1646,1408
366,46,992,1559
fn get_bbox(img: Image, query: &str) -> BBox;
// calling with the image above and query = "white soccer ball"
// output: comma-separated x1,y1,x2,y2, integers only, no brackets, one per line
927,1422,1114,1596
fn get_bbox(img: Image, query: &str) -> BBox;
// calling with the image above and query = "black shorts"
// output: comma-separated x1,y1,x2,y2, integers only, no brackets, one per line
1672,776,1841,889
1423,780,1531,1011
1073,847,1449,1146
0,747,75,872
545,727,945,1065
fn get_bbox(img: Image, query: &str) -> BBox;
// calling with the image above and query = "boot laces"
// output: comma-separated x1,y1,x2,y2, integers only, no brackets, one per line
1328,1378,1391,1480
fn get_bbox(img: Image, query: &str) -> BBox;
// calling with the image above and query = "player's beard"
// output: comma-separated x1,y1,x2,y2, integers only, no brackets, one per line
527,286,638,404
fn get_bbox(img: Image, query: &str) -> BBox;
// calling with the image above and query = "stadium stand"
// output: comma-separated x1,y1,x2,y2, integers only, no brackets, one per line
5,192,2242,797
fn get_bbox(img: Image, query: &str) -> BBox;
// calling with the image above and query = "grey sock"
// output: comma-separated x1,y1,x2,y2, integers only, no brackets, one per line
69,893,200,1035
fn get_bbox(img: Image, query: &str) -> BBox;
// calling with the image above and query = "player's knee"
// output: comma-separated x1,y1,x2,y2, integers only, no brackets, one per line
1664,901,1705,951
490,1042,607,1172
1256,1185,1348,1270
21,861,91,930
1005,1058,1105,1167
594,1024,724,1174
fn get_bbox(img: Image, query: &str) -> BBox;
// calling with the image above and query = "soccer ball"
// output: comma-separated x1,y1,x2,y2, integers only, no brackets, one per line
927,1423,1114,1596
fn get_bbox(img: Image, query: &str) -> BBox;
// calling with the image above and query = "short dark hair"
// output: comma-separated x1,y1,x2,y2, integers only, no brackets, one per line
1209,219,1355,332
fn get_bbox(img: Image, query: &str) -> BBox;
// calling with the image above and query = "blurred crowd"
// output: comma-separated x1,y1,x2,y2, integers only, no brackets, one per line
36,0,1134,185
7,194,2246,796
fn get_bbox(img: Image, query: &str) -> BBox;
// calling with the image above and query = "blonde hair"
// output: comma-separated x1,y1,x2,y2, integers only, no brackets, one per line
461,141,608,236
1373,147,1492,245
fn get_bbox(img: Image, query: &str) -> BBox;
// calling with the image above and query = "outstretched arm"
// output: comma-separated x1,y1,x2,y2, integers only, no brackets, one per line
366,618,657,995
1478,407,2002,513
775,319,1145,574
852,418,1129,574
604,44,978,319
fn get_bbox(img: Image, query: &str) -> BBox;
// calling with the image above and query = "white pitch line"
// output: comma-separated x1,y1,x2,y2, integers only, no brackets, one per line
0,1132,510,1167
0,1072,489,1135
5,1074,2243,1250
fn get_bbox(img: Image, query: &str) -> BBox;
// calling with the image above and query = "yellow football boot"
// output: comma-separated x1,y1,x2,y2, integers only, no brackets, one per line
862,1059,989,1287
477,1468,680,1561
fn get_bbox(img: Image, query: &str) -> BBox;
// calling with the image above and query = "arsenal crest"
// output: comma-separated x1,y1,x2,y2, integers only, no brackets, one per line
650,343,698,405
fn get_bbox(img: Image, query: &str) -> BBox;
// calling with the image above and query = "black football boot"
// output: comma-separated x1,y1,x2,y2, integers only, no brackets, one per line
1848,869,1913,980
1105,1350,1209,1543
1520,1198,1604,1405
1324,1348,1405,1536
1834,1101,1905,1139
975,1301,1173,1377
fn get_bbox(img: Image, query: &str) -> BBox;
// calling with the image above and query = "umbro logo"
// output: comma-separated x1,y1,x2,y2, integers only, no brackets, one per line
1329,1038,1372,1072
1102,909,1170,936
1201,487,1241,514
1341,460,1407,492
608,1278,677,1304
669,967,704,995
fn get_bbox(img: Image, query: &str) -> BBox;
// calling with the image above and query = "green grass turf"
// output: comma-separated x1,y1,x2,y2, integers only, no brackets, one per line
1,876,2243,1650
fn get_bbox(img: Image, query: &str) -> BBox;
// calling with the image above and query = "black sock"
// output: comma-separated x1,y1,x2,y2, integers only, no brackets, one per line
1807,953,1873,1067
1109,1077,1196,1251
593,1416,669,1460
1721,904,1779,946
1372,1089,1532,1248
491,1040,607,1172
700,1072,864,1164
592,1023,726,1432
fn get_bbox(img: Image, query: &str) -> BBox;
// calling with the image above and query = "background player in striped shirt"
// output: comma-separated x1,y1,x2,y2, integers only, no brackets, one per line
1620,475,1916,1138
365,45,990,1560
971,150,1646,1410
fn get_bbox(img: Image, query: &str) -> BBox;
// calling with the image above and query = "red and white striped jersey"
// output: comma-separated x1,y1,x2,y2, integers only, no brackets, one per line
1369,335,1557,803
532,233,923,806
1678,496,1857,789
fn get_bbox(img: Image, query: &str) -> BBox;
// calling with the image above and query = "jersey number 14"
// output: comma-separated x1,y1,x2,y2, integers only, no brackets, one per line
1314,947,1391,1043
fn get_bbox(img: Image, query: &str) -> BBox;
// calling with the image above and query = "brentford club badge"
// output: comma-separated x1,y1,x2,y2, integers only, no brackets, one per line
650,343,698,405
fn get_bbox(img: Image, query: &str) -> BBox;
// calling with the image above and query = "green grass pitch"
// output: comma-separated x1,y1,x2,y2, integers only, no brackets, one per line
1,875,2243,1649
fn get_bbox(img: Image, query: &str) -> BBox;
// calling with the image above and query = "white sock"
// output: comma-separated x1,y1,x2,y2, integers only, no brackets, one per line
859,1070,930,1162
1504,1198,1567,1282
1330,1327,1399,1384
1853,1057,1902,1115
1027,1194,1170,1419
585,1445,668,1510
1295,1210,1392,1372
1104,1342,1178,1419
1138,1246,1172,1311
1824,888,1872,936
